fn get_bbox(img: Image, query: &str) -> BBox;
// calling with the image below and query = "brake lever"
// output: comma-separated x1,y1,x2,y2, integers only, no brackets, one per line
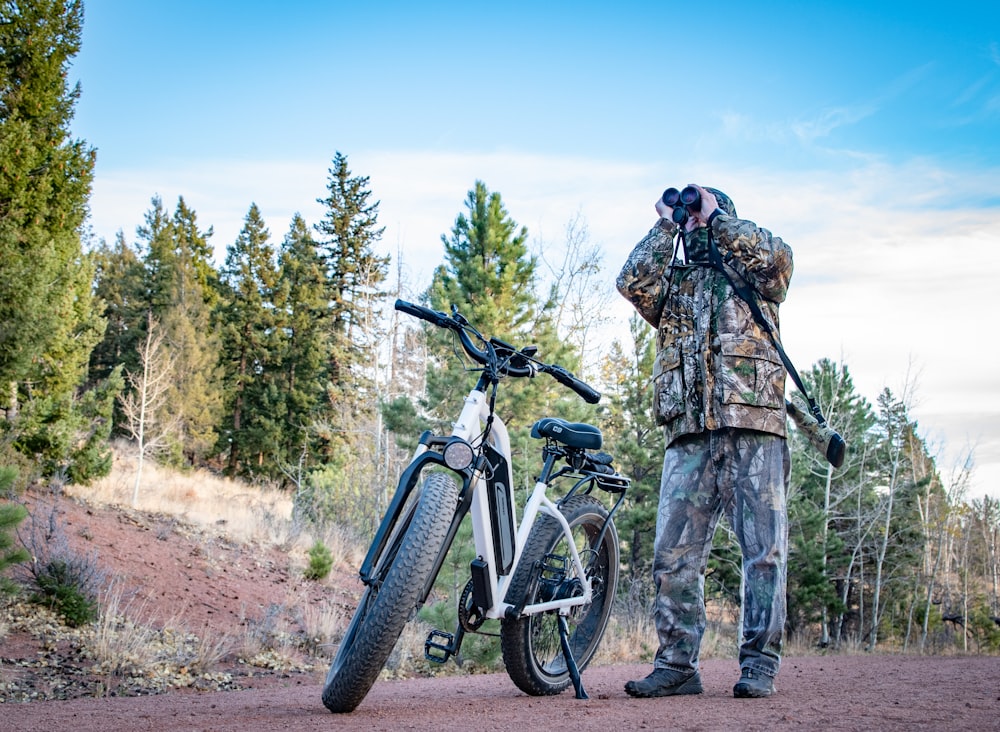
450,305,470,327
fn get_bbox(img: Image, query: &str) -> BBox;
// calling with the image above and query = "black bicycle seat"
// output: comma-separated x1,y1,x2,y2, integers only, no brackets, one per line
530,417,602,450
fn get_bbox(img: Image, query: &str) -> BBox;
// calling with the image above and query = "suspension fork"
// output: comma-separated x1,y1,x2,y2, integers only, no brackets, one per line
360,441,472,586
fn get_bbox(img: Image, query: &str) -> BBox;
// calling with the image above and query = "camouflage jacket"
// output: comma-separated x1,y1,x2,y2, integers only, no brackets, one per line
616,213,794,446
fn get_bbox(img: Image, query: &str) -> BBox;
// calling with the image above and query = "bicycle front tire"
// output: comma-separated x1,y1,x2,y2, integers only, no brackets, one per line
321,472,458,713
500,494,619,696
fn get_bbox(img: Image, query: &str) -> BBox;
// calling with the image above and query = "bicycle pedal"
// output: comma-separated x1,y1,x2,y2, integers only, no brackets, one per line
424,629,455,664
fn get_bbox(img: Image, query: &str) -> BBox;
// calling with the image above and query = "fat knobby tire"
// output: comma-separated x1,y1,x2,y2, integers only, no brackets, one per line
500,494,619,696
322,472,458,713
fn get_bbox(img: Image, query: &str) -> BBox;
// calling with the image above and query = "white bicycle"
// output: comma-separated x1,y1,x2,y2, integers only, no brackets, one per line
322,299,630,713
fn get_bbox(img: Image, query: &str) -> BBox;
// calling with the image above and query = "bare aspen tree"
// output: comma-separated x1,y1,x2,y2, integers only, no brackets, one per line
976,497,1000,618
538,212,614,380
118,315,178,507
835,438,879,648
868,368,921,652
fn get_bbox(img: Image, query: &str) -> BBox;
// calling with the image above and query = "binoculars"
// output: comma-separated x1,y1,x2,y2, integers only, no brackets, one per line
661,186,702,225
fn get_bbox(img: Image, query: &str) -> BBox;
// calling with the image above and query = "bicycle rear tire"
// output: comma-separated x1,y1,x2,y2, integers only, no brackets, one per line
500,494,619,696
322,472,458,713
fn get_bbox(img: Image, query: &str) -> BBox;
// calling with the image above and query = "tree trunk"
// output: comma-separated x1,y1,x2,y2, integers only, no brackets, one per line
4,381,17,421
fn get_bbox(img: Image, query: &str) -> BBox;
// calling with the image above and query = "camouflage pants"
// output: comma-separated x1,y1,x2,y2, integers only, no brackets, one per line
652,428,789,678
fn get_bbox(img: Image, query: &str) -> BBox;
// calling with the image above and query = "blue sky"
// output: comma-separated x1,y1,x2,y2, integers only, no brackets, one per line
72,1,1000,498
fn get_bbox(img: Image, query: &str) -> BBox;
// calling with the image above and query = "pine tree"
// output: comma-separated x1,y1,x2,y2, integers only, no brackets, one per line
314,152,389,398
136,196,222,465
424,181,592,483
414,183,598,644
218,203,280,475
164,199,222,463
785,358,875,644
88,232,146,395
1,466,29,595
274,214,329,471
0,0,93,405
137,196,176,316
599,315,664,606
0,0,120,483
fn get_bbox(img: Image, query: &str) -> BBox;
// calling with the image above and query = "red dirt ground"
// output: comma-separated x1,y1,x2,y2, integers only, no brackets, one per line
3,491,999,731
4,655,1000,732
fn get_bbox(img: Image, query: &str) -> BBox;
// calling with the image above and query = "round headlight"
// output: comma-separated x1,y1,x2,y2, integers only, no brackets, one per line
443,439,475,471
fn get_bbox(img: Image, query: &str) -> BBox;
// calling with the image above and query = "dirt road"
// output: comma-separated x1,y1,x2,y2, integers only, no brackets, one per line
5,655,999,732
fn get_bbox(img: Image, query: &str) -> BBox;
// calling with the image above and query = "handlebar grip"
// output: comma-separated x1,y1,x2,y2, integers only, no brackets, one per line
395,299,450,327
546,365,601,404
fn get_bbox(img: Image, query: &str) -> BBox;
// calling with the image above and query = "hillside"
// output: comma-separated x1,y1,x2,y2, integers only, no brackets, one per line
2,451,358,701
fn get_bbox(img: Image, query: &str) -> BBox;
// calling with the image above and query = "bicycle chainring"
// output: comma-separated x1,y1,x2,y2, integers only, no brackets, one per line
458,578,487,632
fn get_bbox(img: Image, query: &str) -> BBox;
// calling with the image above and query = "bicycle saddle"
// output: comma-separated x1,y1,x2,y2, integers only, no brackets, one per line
530,417,602,450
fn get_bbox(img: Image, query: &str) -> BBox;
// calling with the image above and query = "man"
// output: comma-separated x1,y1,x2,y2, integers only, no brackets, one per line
616,184,793,699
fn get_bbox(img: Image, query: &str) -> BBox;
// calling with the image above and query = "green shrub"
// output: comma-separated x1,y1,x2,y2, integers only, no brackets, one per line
304,540,333,581
15,498,106,627
30,558,99,627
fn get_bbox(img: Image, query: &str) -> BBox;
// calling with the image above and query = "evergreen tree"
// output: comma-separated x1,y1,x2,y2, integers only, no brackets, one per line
136,196,222,465
1,466,29,595
0,0,120,484
424,181,593,482
413,183,600,649
785,358,875,644
600,316,664,603
314,152,389,399
88,232,146,389
274,214,329,471
137,195,176,316
0,0,93,404
218,204,280,476
172,197,218,296
165,199,222,463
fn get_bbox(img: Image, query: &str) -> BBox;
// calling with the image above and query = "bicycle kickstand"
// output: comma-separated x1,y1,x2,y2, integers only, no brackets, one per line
557,613,589,700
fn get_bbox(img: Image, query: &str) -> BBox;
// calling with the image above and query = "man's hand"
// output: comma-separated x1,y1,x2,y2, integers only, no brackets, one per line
654,196,672,219
689,184,720,226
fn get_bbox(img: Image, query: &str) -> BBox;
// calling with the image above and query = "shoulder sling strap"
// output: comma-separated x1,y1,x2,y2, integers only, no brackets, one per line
706,232,846,467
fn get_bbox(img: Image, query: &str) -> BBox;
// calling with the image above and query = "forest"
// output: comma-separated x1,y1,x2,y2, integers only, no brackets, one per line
2,0,998,657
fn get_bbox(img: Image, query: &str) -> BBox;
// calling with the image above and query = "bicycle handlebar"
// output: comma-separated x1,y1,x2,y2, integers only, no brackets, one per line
539,363,601,404
394,299,451,328
395,299,601,404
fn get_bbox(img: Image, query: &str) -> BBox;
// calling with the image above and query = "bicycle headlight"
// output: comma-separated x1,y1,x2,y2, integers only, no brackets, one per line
443,439,475,471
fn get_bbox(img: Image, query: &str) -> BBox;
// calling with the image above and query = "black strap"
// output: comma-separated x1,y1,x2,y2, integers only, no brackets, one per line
706,234,832,429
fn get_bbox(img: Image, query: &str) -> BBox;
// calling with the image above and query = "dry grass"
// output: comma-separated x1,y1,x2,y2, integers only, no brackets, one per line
183,627,237,675
70,443,371,588
70,442,298,548
293,596,344,656
594,612,658,665
89,579,157,677
83,579,246,693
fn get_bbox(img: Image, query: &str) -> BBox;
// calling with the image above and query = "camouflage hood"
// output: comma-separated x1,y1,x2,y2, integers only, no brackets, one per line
706,187,736,217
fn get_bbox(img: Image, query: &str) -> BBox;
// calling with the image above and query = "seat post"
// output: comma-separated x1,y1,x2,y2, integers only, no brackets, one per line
536,447,560,484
